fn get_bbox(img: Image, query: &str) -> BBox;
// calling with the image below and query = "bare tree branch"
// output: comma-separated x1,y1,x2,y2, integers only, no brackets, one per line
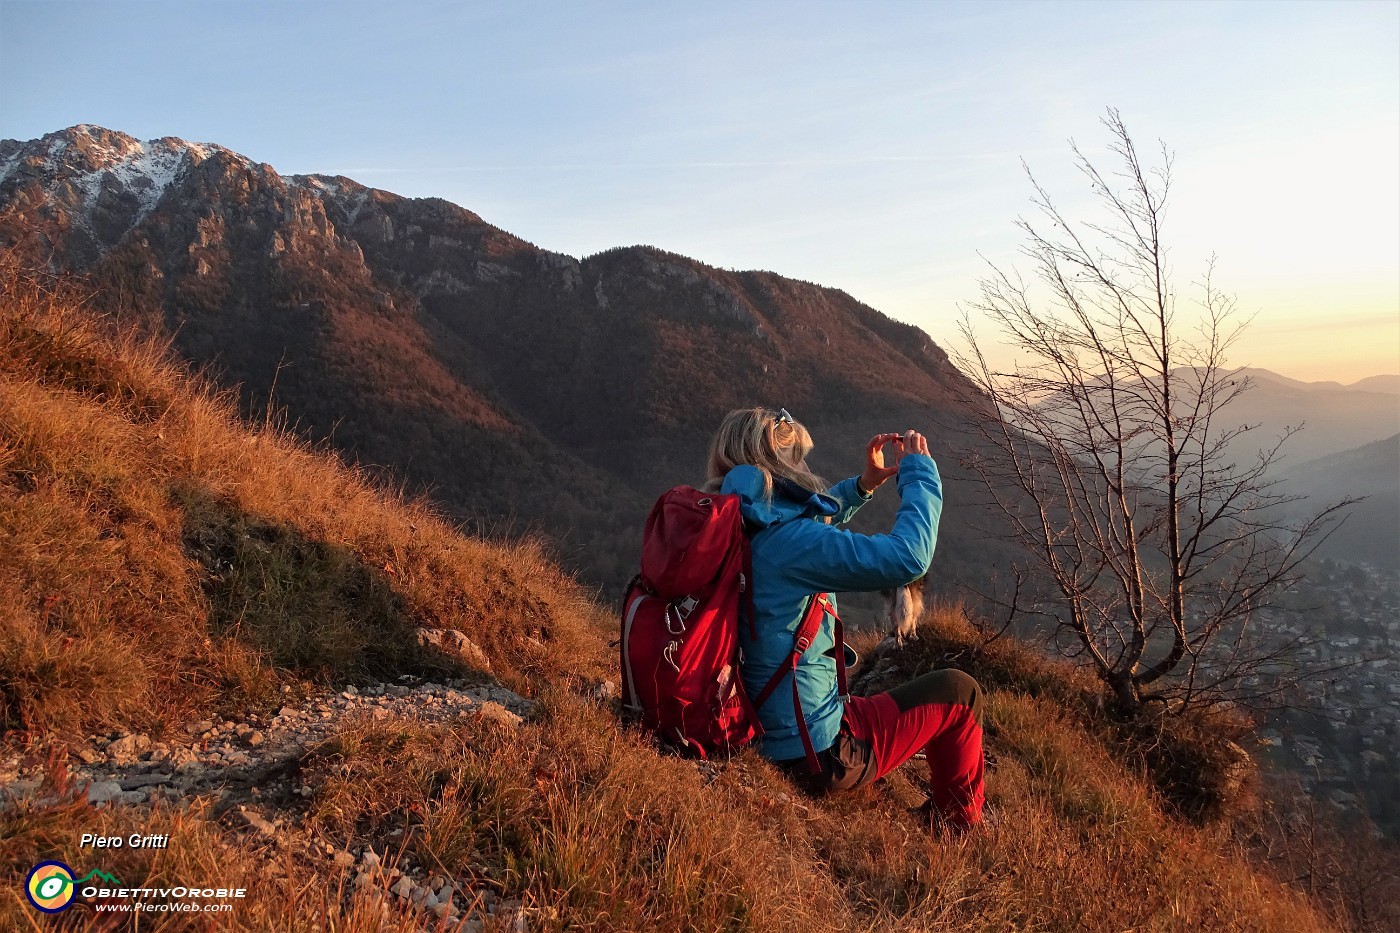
953,109,1355,715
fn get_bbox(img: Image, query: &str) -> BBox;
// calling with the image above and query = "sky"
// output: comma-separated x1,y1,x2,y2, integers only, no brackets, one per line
2,0,1397,382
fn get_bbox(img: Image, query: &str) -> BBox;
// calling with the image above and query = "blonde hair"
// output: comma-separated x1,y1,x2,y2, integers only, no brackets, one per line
704,408,828,497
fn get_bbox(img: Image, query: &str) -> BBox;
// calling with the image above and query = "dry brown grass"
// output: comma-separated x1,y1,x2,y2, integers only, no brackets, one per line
0,756,449,933
0,267,1361,931
1,266,611,737
2,687,1340,932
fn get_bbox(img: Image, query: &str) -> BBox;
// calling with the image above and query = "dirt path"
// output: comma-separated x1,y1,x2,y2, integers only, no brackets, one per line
2,677,545,931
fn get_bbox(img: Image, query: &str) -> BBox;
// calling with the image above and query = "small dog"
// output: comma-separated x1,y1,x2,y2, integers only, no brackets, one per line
882,575,926,646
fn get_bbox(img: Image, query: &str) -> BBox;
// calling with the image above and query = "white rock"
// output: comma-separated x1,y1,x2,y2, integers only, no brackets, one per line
416,628,492,672
474,702,523,728
238,807,277,836
360,849,380,870
85,781,123,805
106,734,150,763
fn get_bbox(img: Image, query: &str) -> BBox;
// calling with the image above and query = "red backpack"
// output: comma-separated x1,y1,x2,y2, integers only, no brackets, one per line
620,487,757,757
620,486,848,770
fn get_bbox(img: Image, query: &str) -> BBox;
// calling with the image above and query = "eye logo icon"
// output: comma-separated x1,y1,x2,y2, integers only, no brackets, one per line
25,861,77,912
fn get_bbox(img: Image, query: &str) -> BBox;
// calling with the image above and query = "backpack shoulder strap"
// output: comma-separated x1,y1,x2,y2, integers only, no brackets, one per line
751,594,845,775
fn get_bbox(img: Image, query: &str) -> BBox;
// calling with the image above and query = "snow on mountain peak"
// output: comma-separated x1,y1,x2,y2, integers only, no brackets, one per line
0,125,261,239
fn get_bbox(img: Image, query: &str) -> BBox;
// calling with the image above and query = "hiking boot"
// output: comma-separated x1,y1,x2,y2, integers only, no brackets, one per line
912,800,998,837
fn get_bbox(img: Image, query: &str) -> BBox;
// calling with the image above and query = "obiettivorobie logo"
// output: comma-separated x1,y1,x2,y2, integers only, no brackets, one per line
24,862,121,913
23,859,248,915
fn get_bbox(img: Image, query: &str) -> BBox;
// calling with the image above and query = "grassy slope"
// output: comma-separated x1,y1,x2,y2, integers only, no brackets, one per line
0,271,1357,931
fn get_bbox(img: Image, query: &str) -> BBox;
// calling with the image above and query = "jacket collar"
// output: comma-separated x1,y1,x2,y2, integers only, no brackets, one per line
718,465,840,530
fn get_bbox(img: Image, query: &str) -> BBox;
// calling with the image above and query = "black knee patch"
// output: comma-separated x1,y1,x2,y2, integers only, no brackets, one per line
888,669,984,725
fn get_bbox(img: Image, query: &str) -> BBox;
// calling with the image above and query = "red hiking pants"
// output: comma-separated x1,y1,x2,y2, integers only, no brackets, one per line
783,668,986,828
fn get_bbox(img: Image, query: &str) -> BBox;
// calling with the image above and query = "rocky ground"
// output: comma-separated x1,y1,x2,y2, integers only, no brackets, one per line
1,675,561,932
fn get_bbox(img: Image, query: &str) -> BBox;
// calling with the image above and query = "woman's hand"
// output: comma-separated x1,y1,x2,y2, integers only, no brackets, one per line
859,433,903,495
893,430,930,464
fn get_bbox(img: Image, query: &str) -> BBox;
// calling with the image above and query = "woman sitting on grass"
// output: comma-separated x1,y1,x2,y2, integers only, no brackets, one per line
705,407,985,831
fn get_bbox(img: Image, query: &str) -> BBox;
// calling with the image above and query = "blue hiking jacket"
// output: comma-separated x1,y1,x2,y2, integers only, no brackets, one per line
721,454,943,761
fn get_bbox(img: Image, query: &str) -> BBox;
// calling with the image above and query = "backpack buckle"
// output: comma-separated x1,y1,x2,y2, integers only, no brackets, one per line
667,596,698,635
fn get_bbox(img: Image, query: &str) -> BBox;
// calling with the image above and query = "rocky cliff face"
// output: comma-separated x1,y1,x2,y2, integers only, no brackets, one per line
0,125,994,592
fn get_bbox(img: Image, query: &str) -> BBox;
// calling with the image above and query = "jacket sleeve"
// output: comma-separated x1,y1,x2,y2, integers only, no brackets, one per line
825,476,872,526
770,456,942,593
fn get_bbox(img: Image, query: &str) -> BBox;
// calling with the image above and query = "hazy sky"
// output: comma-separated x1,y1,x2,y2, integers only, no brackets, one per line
2,0,1397,382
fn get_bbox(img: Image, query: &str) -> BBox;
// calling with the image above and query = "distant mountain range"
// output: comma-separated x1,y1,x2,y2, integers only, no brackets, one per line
0,125,996,596
1209,367,1400,469
1233,369,1399,396
1181,369,1398,573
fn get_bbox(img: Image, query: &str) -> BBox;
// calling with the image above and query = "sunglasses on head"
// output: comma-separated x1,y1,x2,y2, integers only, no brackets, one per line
774,408,794,425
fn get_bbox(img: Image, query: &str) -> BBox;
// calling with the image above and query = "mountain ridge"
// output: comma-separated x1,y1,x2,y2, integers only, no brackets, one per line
1225,367,1400,394
1163,365,1400,469
5,128,1390,387
0,125,992,593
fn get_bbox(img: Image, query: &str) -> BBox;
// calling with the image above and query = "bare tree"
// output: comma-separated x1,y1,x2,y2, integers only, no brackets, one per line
956,109,1355,714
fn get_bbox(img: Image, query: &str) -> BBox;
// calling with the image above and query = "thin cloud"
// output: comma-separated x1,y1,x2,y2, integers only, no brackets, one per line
1250,312,1400,336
